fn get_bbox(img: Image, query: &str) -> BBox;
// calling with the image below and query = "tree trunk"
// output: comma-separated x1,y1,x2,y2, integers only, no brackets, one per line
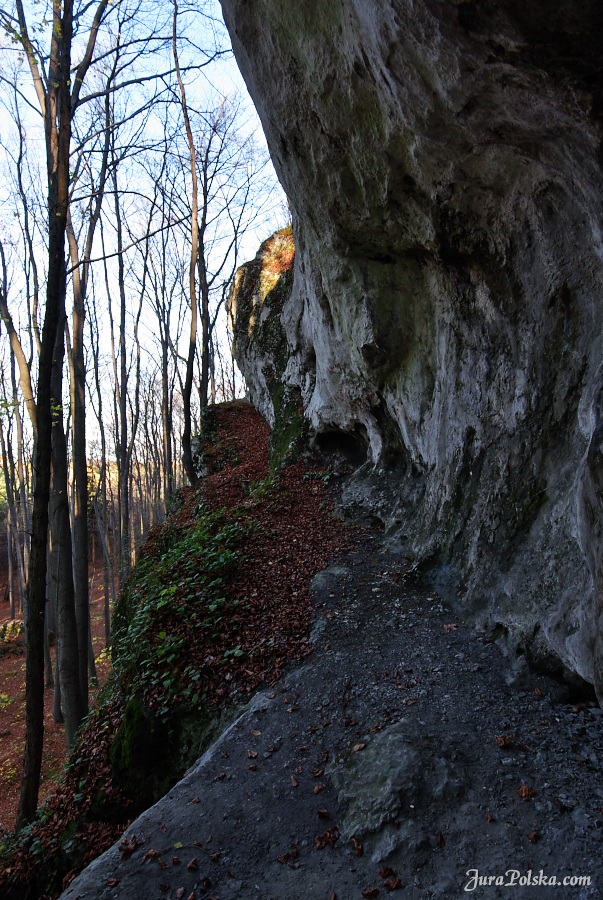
173,0,199,488
7,524,14,619
112,162,130,583
198,254,210,412
49,314,85,750
162,339,173,503
43,603,53,688
69,290,89,713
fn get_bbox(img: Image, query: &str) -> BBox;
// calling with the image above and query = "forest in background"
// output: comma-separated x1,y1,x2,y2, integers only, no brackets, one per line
0,0,286,829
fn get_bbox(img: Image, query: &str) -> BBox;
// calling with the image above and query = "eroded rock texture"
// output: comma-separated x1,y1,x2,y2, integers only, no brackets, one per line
221,0,603,696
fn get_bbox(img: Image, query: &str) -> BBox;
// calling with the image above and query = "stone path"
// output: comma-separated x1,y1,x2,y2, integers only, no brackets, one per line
61,533,602,900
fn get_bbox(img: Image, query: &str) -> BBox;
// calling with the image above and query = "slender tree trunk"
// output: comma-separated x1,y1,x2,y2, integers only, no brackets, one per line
0,419,27,611
49,314,85,749
95,497,115,647
198,254,210,411
162,340,173,503
173,0,198,487
65,72,111,709
7,524,14,619
88,605,97,684
111,163,130,582
52,637,63,724
16,0,76,825
43,603,53,688
88,284,115,646
68,290,89,713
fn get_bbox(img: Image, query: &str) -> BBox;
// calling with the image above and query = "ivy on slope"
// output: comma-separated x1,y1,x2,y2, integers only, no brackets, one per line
0,400,350,899
112,508,249,719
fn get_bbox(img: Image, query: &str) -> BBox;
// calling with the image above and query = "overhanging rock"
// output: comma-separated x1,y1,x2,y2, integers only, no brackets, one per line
220,0,603,696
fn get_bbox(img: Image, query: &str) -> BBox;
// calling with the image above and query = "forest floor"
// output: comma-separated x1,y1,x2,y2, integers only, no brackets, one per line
0,556,113,833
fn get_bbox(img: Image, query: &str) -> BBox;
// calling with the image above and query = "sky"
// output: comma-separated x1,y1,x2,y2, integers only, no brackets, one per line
0,0,289,458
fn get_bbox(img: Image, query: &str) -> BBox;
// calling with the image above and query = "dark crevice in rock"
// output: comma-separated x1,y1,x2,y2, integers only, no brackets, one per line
313,427,369,469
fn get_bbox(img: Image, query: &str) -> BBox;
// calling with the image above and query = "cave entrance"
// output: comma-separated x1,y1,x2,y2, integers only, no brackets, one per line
314,426,369,469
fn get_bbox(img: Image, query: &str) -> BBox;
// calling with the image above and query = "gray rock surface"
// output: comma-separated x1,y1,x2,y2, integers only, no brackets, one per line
60,534,602,899
220,0,603,696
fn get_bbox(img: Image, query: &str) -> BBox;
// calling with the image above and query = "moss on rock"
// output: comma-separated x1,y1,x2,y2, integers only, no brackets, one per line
228,227,311,470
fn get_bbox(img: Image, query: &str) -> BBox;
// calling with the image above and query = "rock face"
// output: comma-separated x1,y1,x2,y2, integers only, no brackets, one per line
227,228,310,468
221,0,603,697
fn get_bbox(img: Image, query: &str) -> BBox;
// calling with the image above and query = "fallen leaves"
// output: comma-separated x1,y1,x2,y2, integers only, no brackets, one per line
352,837,363,857
314,827,340,849
119,835,141,860
379,866,401,890
277,846,298,864
290,775,298,787
516,785,536,802
527,830,540,842
353,743,366,752
362,889,380,898
496,733,515,748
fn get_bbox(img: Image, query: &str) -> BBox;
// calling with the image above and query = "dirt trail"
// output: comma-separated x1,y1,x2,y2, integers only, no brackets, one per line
60,530,602,900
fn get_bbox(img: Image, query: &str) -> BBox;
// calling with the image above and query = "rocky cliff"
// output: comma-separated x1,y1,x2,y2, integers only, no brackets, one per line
221,0,603,698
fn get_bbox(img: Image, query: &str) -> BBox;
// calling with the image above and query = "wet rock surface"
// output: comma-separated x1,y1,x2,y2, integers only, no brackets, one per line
61,532,602,899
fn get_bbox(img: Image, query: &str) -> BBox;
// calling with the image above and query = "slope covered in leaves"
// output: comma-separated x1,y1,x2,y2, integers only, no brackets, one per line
0,400,350,900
